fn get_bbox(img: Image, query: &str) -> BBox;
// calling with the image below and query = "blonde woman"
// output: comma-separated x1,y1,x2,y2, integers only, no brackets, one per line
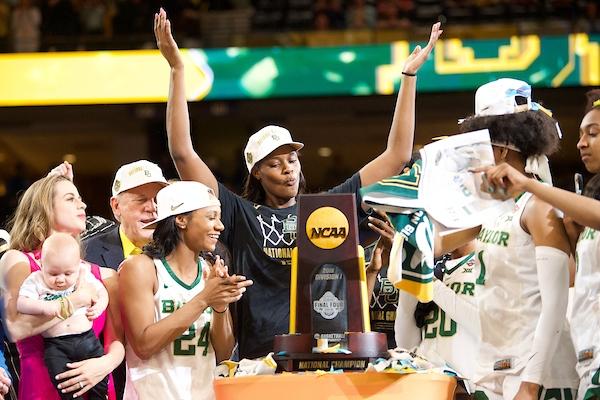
0,174,124,400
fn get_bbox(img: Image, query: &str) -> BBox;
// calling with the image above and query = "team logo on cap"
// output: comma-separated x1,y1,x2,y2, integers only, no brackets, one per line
272,134,280,141
128,166,143,176
144,170,152,177
113,180,121,193
306,207,349,249
246,152,253,165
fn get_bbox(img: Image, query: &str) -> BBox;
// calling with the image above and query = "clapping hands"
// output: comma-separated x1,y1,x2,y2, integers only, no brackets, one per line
201,255,253,313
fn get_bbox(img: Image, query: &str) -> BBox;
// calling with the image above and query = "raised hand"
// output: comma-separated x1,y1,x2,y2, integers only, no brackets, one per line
47,161,73,181
402,22,443,75
154,8,183,69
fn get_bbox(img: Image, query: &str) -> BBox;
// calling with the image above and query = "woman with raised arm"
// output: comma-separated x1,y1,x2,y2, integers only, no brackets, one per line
119,181,252,400
154,7,442,359
0,174,124,400
475,89,600,400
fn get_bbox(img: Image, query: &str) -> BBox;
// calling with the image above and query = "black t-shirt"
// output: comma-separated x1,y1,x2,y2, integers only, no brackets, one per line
218,173,365,359
364,243,399,349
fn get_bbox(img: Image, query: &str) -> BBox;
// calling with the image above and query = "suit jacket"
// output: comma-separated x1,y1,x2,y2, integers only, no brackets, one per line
83,225,124,271
82,224,126,399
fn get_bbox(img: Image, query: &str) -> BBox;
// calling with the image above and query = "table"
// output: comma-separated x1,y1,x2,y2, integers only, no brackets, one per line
214,371,457,400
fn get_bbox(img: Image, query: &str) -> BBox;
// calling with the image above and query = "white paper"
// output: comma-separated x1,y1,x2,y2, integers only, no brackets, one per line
419,129,514,230
363,129,514,232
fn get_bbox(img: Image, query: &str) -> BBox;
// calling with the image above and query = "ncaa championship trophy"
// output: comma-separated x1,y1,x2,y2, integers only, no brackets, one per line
273,193,388,372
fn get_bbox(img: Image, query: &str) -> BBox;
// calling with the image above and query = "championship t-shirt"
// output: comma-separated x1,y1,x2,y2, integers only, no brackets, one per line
218,173,365,359
364,243,398,349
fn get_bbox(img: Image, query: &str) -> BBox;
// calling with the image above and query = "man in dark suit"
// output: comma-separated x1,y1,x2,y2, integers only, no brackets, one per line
84,160,167,270
83,160,166,400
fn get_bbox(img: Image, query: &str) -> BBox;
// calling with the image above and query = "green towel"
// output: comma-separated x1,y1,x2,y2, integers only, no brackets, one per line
360,160,423,210
360,160,435,302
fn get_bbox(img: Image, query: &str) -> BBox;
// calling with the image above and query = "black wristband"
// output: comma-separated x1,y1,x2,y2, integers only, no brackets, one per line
402,71,416,77
433,254,450,281
414,301,437,328
213,306,228,314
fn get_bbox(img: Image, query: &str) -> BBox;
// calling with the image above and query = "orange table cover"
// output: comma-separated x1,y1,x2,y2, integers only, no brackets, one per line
214,371,457,400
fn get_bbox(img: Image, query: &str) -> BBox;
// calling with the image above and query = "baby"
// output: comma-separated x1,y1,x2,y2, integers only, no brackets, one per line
17,233,108,400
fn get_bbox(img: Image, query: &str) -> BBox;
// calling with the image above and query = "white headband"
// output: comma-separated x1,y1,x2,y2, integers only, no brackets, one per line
491,142,553,185
525,155,553,185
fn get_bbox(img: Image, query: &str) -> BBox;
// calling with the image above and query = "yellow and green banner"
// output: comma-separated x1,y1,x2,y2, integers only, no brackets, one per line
0,33,597,106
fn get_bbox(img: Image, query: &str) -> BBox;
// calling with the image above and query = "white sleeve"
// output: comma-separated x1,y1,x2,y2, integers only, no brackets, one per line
520,246,569,385
432,279,481,338
19,272,42,299
394,291,421,350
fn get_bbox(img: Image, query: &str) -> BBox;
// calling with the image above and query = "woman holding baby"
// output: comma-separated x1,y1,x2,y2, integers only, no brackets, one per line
0,173,124,400
0,169,253,400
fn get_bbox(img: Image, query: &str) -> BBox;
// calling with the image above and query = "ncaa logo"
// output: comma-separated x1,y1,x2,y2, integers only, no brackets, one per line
305,206,349,250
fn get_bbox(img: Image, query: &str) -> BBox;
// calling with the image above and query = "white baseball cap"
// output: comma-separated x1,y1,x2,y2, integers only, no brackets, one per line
244,125,304,172
475,78,535,116
112,160,168,196
473,78,561,139
143,181,221,228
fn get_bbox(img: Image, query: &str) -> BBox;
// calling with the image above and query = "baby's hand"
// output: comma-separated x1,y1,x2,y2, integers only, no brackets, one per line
85,300,104,321
86,278,109,321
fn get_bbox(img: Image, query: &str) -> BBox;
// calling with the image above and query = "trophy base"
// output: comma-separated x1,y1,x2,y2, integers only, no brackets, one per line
272,331,388,372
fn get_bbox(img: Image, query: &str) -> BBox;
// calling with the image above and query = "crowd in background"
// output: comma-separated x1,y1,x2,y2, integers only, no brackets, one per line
0,0,598,52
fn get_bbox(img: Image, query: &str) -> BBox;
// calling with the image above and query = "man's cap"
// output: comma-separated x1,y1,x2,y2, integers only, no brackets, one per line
243,125,304,172
112,160,168,196
142,181,221,229
475,78,536,117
